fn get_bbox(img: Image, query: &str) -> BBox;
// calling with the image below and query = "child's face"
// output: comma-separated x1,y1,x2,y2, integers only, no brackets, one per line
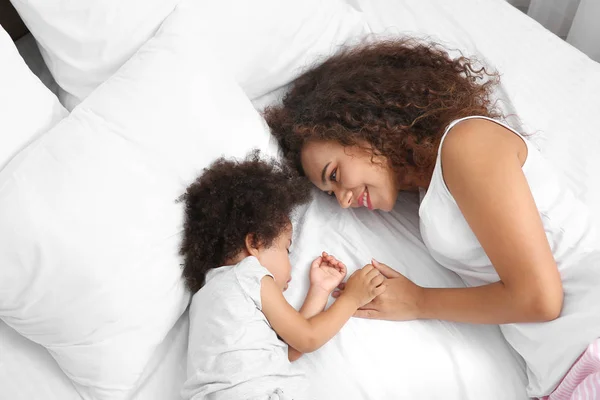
255,225,293,292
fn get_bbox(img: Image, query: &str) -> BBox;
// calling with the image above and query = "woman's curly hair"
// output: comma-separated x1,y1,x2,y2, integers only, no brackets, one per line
264,38,502,176
179,150,312,293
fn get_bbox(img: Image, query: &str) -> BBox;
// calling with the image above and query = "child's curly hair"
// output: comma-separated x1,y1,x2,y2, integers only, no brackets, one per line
179,150,312,293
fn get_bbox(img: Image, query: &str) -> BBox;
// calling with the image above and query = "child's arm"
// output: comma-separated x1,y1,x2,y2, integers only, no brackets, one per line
288,286,330,361
288,252,347,361
262,265,384,355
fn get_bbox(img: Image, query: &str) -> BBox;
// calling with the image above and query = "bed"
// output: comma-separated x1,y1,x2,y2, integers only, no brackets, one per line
1,0,599,399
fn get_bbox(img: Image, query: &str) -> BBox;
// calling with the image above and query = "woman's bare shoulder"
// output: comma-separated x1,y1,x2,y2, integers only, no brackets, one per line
441,118,527,171
439,118,528,198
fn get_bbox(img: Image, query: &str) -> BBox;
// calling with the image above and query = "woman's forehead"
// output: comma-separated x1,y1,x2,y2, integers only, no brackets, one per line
302,140,373,162
302,140,362,164
302,139,341,153
301,141,331,167
299,142,331,183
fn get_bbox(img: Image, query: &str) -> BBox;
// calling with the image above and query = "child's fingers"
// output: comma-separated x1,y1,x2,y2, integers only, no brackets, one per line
332,290,342,298
311,256,323,269
371,274,385,287
320,252,329,263
337,282,346,290
326,252,342,266
331,258,341,269
374,283,387,296
332,260,343,272
361,264,375,275
365,267,381,281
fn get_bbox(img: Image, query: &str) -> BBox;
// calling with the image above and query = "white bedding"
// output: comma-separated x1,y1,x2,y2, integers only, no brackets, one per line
0,312,189,400
286,192,528,399
4,0,600,399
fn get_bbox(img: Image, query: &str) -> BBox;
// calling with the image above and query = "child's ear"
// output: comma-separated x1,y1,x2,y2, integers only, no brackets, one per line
244,233,261,257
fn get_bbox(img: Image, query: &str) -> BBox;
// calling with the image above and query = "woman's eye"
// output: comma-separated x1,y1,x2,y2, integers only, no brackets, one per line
329,168,337,182
326,167,337,196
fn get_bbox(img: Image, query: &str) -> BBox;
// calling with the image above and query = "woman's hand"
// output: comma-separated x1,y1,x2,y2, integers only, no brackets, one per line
309,252,347,293
333,259,424,321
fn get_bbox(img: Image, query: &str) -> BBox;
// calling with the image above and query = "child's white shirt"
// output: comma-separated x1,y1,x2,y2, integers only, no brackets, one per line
182,256,309,400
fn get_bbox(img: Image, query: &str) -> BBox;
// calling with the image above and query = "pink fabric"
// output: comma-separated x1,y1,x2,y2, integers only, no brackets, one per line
541,338,600,400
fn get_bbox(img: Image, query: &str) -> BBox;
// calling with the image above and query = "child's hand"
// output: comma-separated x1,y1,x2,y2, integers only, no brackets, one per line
341,264,386,308
309,252,347,293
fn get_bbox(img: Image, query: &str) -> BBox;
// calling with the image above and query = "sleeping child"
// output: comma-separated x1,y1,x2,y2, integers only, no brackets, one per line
179,151,385,400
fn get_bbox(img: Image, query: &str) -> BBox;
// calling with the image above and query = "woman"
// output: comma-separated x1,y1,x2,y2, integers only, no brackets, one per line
264,39,600,399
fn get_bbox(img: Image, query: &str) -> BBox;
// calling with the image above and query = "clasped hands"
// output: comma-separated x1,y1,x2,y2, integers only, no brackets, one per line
309,252,424,321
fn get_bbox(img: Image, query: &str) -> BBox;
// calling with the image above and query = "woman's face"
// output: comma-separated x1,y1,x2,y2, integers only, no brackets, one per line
301,140,400,212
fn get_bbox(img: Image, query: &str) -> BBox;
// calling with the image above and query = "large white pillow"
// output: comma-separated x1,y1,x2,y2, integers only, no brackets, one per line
0,25,67,170
9,0,181,110
0,5,273,400
190,0,369,100
11,0,368,109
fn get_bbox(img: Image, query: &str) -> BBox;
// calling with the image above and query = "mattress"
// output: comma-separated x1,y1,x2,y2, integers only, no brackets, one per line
4,0,600,399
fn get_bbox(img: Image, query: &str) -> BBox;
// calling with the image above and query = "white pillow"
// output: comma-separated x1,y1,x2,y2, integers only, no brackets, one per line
10,0,181,109
189,0,369,100
0,25,67,171
0,5,273,400
0,320,82,400
11,0,368,109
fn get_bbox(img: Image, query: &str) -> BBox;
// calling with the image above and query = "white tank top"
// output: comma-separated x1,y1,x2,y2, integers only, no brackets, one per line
419,116,600,397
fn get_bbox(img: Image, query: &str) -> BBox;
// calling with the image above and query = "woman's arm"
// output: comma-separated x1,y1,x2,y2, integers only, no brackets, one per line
353,119,563,324
419,281,558,323
433,118,562,322
354,262,559,324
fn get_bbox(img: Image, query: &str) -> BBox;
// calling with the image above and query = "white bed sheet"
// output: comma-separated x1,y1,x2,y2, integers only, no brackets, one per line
286,191,528,400
4,0,600,399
